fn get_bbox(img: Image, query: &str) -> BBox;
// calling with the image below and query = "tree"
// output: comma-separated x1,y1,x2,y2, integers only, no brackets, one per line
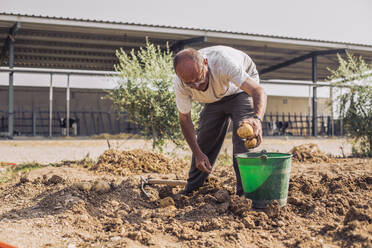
108,40,201,150
328,53,372,157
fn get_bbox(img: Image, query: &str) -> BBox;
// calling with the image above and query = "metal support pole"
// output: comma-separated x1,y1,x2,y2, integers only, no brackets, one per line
8,37,14,138
32,109,36,136
66,74,70,136
330,86,334,136
312,55,318,137
49,74,53,137
308,86,311,116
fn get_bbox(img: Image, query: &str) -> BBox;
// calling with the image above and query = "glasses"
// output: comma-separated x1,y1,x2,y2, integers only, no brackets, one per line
182,66,206,87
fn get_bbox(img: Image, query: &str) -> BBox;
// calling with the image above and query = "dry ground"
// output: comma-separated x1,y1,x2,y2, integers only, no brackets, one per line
0,138,370,248
0,136,352,164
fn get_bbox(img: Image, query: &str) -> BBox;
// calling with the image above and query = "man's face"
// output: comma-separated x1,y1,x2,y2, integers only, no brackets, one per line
176,59,209,91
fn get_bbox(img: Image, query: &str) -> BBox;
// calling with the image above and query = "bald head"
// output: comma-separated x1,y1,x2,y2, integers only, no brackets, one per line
173,48,206,84
173,48,204,71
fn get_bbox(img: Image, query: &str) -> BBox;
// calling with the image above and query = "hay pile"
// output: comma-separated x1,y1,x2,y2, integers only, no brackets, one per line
91,149,187,175
290,143,330,163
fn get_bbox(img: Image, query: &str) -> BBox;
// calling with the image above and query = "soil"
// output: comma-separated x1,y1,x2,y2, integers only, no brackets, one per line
91,149,188,176
290,143,331,163
0,149,371,248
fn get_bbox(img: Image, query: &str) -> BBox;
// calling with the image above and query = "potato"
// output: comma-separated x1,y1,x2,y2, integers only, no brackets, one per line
75,181,92,191
92,180,111,194
159,196,175,208
237,123,254,139
245,138,257,149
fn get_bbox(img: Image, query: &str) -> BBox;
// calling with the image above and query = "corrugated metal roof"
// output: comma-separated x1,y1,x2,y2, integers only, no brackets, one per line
1,12,372,81
1,12,372,48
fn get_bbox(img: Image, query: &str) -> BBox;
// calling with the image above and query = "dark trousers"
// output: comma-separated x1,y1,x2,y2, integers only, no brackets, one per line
185,92,254,195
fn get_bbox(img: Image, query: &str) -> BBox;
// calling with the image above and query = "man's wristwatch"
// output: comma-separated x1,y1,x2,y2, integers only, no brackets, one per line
252,115,263,123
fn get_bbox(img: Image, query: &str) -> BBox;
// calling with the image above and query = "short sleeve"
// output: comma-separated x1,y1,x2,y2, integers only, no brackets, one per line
222,57,260,86
224,62,249,87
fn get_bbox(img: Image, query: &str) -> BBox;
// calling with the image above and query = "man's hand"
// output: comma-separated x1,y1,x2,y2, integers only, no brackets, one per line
239,118,263,147
194,151,212,174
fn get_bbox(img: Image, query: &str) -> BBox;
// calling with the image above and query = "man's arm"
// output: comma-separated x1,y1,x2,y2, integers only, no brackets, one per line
179,112,211,174
239,77,267,146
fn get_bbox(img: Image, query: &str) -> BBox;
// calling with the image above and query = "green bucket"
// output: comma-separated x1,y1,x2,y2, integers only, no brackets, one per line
236,150,292,208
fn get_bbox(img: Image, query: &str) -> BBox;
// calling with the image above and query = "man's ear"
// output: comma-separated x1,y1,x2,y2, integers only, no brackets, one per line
204,58,208,66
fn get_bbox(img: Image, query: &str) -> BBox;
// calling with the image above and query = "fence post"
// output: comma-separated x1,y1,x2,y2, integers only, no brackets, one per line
327,116,331,136
269,113,273,136
32,109,37,136
49,74,53,137
107,112,113,134
91,112,97,134
306,115,310,136
294,113,298,136
99,112,105,134
82,112,89,136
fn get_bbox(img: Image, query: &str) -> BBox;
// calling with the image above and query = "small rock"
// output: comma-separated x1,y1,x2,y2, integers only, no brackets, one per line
92,180,111,194
242,216,255,228
159,197,175,208
111,236,121,241
265,200,281,218
217,202,230,214
111,200,120,207
20,175,29,183
9,212,19,218
54,204,63,210
230,195,252,216
214,189,230,203
365,176,372,185
277,220,285,227
116,210,128,217
344,206,371,224
79,214,89,222
75,182,92,191
67,244,76,248
110,182,119,190
47,175,64,185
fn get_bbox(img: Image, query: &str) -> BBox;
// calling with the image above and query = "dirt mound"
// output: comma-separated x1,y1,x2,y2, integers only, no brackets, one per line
91,149,188,175
290,143,330,162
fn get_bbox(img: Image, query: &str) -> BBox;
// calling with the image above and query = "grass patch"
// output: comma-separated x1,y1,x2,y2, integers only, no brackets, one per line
12,162,45,173
0,155,96,184
0,161,45,183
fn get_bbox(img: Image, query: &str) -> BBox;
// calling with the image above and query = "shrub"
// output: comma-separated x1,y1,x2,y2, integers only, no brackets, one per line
108,39,201,150
328,53,372,157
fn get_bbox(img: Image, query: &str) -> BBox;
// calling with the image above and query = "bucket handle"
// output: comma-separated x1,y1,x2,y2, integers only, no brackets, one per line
260,149,268,161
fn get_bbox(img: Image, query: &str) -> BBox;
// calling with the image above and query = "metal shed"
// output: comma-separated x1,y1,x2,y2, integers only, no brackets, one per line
1,12,372,137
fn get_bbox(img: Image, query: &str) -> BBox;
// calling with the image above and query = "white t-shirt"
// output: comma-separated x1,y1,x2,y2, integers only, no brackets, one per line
174,45,259,114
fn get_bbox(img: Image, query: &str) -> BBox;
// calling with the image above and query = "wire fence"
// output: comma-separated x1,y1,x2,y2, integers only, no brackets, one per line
0,110,139,136
262,112,344,137
0,110,345,137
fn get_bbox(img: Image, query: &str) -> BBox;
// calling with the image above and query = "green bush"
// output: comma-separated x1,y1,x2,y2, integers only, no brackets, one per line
328,53,372,157
108,40,201,150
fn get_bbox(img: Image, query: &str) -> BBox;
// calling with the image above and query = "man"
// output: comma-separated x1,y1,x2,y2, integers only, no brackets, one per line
173,45,267,195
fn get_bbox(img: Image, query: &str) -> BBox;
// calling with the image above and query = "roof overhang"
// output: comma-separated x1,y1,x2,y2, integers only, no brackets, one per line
1,13,372,81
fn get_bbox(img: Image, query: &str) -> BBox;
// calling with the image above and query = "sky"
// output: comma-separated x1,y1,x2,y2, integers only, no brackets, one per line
1,0,372,45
